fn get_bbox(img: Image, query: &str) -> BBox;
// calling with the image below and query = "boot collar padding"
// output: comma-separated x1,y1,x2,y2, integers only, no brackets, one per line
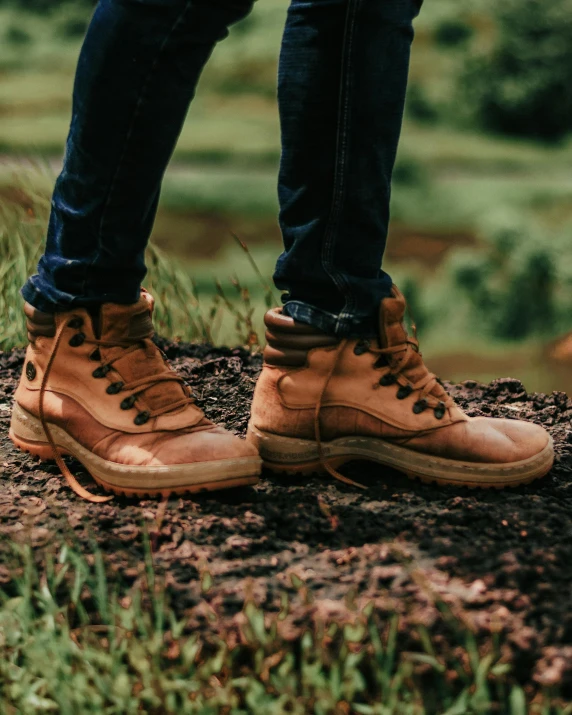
24,303,56,342
263,308,339,367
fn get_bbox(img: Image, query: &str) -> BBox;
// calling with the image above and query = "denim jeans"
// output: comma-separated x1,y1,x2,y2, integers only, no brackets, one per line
22,0,421,338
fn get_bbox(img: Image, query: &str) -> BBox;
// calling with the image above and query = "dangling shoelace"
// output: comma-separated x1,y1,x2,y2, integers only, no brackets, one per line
313,339,366,489
39,318,195,502
312,337,454,490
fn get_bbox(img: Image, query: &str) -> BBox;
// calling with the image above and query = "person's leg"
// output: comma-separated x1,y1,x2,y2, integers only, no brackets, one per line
22,0,254,313
274,0,422,338
249,0,553,489
11,0,262,501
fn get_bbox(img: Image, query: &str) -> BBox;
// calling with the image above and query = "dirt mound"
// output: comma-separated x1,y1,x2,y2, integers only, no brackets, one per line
1,341,571,693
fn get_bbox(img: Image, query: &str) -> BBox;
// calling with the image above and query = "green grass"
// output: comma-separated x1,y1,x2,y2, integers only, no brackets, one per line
0,165,275,350
1,539,570,714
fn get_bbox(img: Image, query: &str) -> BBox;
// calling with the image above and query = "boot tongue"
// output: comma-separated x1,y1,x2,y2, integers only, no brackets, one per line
98,292,155,343
378,286,410,350
378,286,446,400
98,293,188,414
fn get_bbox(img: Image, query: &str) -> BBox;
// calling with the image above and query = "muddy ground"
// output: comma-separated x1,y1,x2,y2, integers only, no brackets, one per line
1,341,571,696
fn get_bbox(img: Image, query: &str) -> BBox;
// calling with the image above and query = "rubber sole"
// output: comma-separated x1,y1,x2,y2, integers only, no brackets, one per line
246,424,554,489
9,403,262,498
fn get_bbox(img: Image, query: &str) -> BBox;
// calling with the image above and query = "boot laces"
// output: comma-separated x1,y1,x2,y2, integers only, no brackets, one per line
368,338,453,411
313,335,453,491
314,339,366,490
89,338,194,420
38,316,194,502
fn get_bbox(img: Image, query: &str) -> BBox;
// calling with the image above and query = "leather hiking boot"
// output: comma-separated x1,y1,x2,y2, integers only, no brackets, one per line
247,287,554,489
9,291,261,501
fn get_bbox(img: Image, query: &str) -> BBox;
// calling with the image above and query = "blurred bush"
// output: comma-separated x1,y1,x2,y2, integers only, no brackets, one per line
445,210,567,340
434,18,473,49
392,154,428,188
55,10,90,40
5,25,32,45
405,83,439,124
461,0,572,141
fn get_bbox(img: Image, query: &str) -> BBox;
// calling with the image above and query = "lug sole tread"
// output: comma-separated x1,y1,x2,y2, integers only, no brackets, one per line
9,431,260,499
261,459,552,490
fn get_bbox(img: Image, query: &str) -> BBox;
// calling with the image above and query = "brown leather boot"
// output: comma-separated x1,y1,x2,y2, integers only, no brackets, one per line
247,287,553,489
9,291,261,500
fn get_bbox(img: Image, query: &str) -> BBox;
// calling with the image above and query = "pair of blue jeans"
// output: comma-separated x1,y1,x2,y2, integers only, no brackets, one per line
22,0,421,337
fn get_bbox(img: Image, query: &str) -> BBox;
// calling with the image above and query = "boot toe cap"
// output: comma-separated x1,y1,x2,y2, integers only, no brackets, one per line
407,416,551,465
460,417,550,464
484,417,550,463
96,427,260,466
154,427,260,465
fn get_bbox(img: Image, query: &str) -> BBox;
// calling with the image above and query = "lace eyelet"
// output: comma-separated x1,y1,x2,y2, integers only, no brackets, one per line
26,361,36,381
134,411,150,426
120,395,137,410
396,385,413,400
413,399,428,415
67,317,84,329
379,373,396,387
353,340,370,356
92,365,110,379
68,332,86,348
434,401,446,420
106,381,124,395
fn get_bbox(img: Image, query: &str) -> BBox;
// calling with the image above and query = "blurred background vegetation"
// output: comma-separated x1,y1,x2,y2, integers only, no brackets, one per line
2,0,572,392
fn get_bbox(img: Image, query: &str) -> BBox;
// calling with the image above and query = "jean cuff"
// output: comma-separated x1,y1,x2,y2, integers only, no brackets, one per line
21,274,141,314
20,281,65,314
282,301,378,339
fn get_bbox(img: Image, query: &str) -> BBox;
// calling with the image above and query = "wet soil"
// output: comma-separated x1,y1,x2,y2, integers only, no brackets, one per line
1,341,571,694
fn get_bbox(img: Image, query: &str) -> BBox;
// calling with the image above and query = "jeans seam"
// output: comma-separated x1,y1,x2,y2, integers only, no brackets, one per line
80,1,193,301
321,0,362,334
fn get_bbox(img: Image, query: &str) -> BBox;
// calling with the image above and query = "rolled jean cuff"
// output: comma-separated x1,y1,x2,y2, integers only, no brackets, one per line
21,281,65,314
282,301,378,339
21,275,139,314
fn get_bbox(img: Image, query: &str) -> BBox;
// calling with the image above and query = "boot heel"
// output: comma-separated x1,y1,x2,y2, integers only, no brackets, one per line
9,403,69,460
246,424,320,472
9,430,57,460
246,424,353,476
